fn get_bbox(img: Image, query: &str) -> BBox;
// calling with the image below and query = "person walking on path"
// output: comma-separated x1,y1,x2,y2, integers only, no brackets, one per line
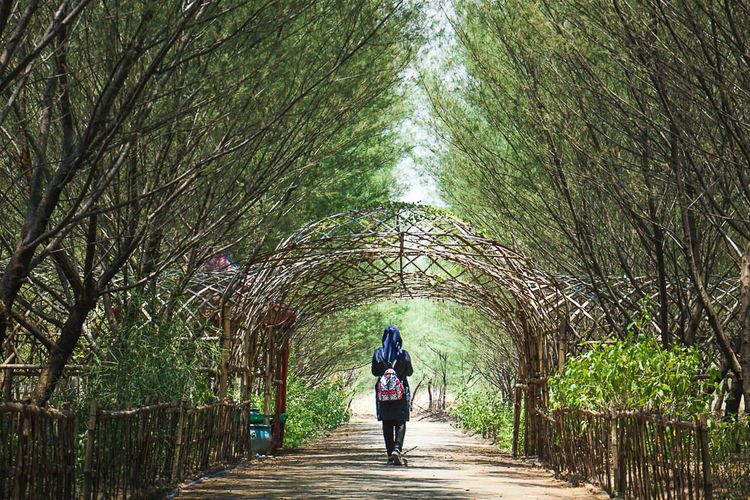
372,325,413,465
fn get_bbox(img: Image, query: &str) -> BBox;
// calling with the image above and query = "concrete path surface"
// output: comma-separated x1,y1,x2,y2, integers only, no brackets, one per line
177,415,608,499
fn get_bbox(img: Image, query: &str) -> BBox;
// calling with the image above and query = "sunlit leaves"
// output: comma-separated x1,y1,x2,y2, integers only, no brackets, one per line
549,335,713,418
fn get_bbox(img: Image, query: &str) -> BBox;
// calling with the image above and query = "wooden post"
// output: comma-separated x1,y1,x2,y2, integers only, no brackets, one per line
171,401,187,482
241,325,257,400
699,415,713,499
221,403,231,461
441,354,447,410
82,400,98,500
612,415,626,498
2,364,13,402
527,345,537,454
134,404,146,485
739,242,750,413
605,415,612,494
12,410,27,499
218,303,232,400
272,339,290,451
512,384,522,458
536,335,545,458
557,315,568,372
263,326,274,425
518,307,536,456
242,401,251,458
247,326,261,401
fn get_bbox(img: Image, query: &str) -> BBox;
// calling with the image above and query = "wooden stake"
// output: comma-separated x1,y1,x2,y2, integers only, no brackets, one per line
246,326,260,400
263,327,274,425
558,315,568,372
271,339,290,451
241,325,256,400
699,415,713,499
536,334,545,457
612,415,626,498
218,303,232,400
171,401,186,482
82,400,98,500
512,384,522,458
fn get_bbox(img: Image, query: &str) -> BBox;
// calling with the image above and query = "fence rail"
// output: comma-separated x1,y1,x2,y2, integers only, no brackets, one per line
3,401,748,499
540,409,718,499
85,400,252,499
0,403,76,499
1,400,252,499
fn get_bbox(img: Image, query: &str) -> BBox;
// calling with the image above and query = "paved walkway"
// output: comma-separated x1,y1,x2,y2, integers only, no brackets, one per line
177,414,607,499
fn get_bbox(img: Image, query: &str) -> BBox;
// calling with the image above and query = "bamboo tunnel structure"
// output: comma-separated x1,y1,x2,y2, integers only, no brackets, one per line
0,203,743,456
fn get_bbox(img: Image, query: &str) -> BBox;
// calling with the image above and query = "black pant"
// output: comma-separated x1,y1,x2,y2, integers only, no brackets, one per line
382,420,406,455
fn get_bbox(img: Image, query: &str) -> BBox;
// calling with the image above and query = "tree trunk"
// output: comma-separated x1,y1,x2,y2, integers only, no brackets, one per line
0,300,8,350
684,300,703,346
654,234,670,347
676,165,743,380
739,242,750,412
724,374,743,421
32,302,94,405
0,245,37,346
441,368,447,411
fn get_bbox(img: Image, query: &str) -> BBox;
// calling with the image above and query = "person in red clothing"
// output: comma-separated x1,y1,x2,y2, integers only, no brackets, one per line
372,325,413,465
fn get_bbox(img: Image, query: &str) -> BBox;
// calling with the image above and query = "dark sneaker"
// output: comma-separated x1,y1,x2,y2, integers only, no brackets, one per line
387,457,394,465
391,450,402,465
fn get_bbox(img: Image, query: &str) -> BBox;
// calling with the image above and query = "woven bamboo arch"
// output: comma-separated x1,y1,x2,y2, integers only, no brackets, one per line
2,202,741,449
238,202,744,348
2,202,742,454
227,203,578,455
227,203,742,454
241,203,546,328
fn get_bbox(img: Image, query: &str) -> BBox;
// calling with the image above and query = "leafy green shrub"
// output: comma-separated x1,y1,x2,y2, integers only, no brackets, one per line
550,335,714,418
452,389,518,452
277,378,350,449
85,315,219,409
711,418,750,454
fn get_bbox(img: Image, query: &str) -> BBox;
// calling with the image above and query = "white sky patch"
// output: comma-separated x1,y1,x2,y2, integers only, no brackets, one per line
392,2,457,209
396,154,445,206
395,113,446,206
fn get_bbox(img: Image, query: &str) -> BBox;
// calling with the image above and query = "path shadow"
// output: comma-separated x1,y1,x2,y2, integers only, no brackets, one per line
177,419,606,499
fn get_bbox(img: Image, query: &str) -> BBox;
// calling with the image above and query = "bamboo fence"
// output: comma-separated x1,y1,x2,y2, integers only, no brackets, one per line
179,402,251,479
710,420,750,499
541,409,714,499
0,403,76,499
1,400,749,499
86,402,181,498
542,408,612,491
84,400,252,499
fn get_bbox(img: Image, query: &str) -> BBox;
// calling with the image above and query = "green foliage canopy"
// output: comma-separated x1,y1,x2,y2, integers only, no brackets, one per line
550,336,715,418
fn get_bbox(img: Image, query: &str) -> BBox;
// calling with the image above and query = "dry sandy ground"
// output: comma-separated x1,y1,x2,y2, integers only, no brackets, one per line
176,410,608,499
